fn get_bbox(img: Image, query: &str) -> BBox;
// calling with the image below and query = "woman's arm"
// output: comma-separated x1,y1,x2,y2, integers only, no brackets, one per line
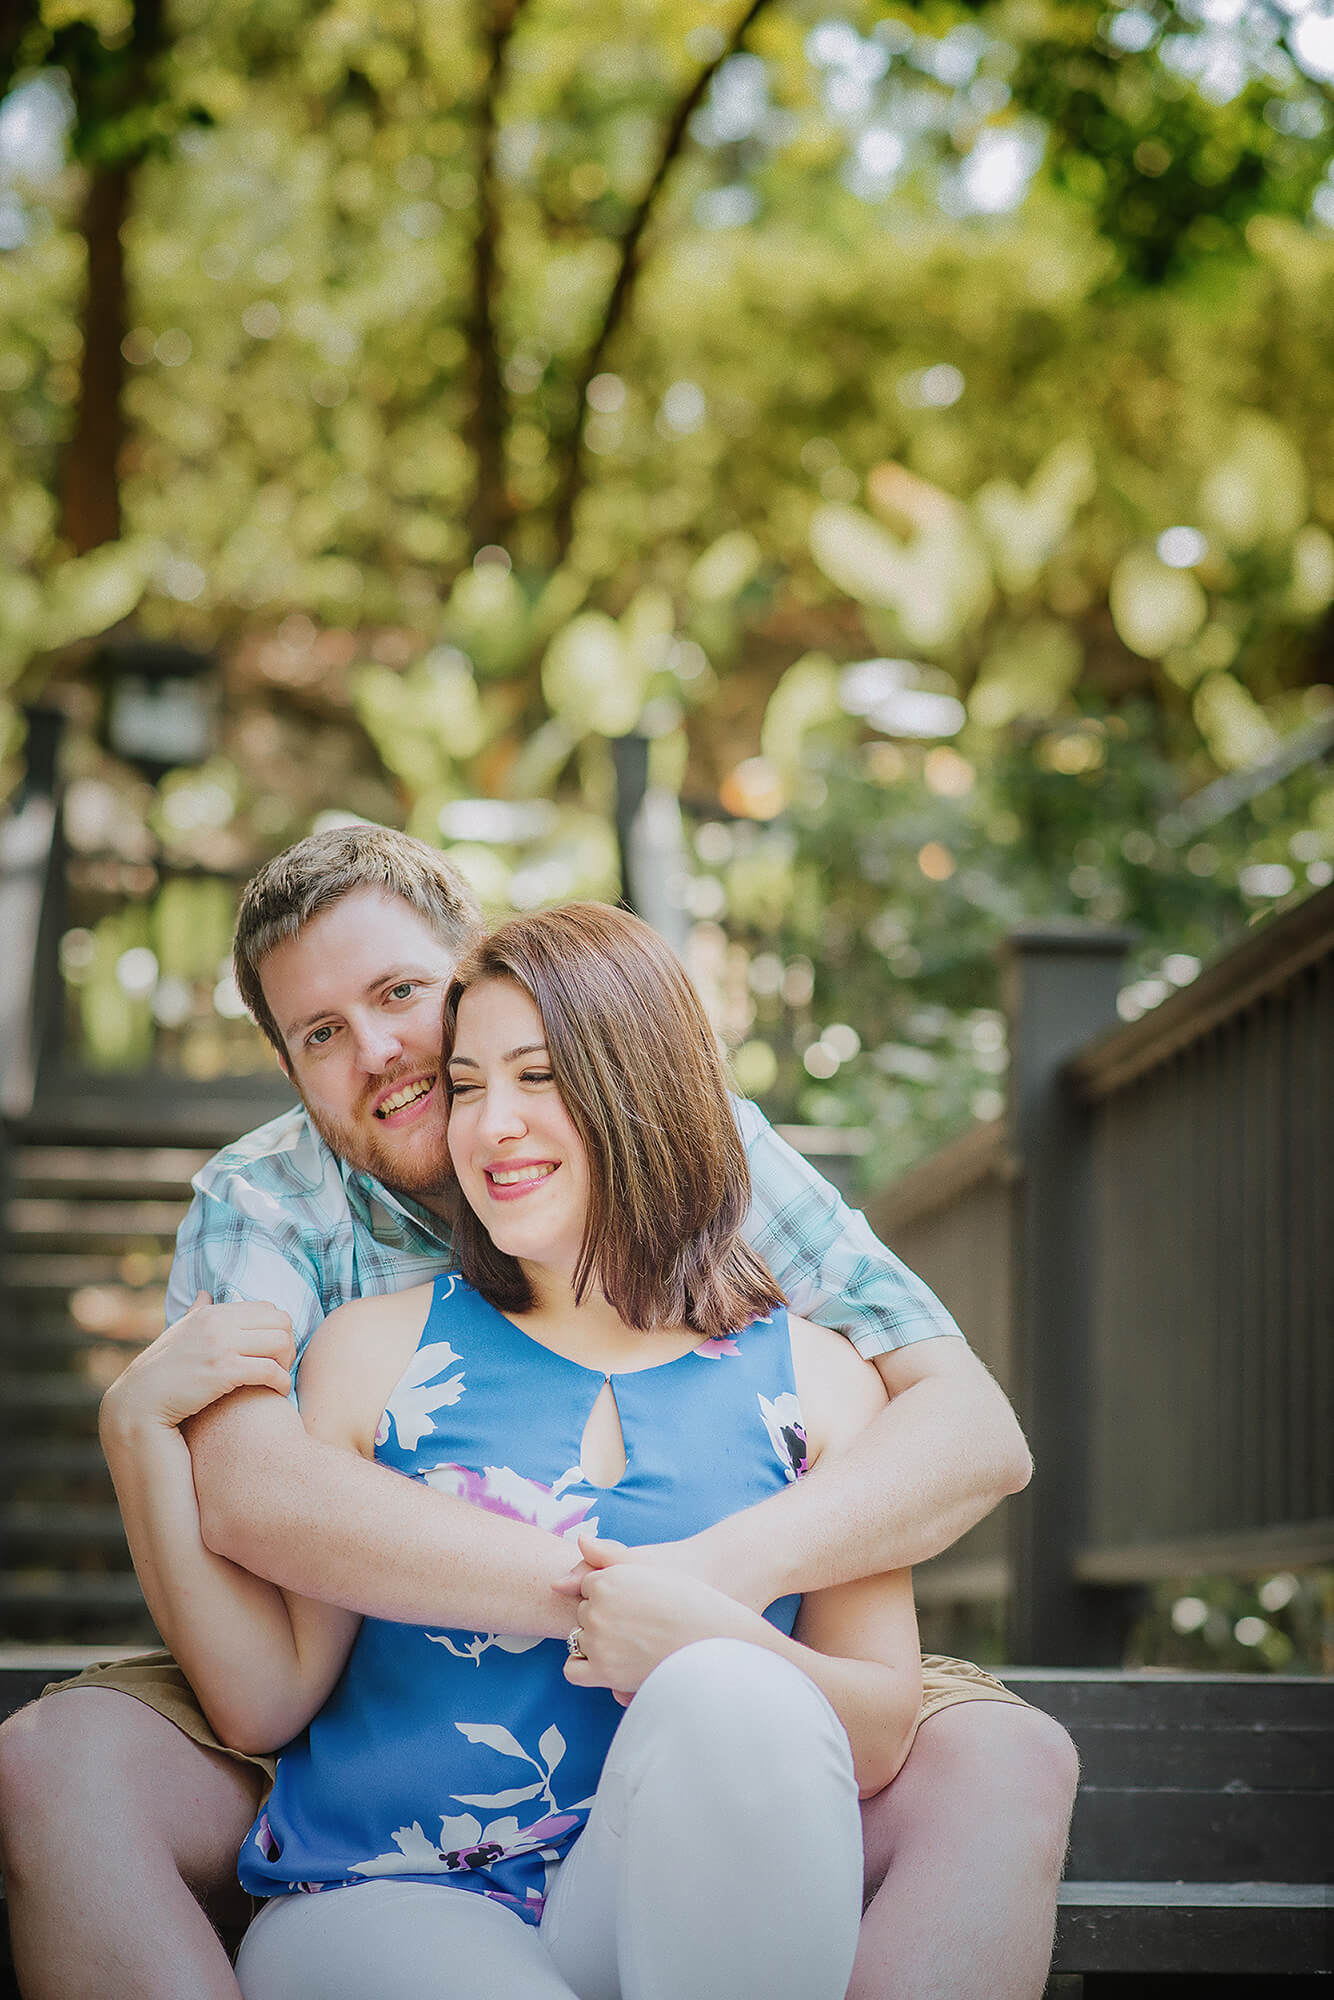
201,1285,445,1750
99,1295,360,1753
566,1317,922,1796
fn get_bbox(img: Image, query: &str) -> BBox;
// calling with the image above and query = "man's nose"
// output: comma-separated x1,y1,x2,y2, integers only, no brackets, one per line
351,1017,404,1073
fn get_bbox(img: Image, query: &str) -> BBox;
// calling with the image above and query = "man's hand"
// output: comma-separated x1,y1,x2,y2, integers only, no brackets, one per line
552,1527,769,1614
562,1536,755,1699
100,1293,295,1440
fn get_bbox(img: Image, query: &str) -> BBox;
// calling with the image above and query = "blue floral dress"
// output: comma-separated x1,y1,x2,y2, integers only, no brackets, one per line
239,1274,808,1923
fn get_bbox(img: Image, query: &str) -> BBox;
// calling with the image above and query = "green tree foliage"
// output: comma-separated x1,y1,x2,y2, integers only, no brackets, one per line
1,0,1332,1114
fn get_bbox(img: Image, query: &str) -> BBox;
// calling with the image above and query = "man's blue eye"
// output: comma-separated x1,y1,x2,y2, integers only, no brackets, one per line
389,983,413,1000
308,1026,333,1046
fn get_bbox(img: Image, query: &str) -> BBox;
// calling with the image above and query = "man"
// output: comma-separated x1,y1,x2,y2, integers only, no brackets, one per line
0,825,1077,2000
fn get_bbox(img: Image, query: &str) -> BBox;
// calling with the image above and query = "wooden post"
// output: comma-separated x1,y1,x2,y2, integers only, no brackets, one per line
611,731,688,950
1,709,65,1121
1003,921,1141,1665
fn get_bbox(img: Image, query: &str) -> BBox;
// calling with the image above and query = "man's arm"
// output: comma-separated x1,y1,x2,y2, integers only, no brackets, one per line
186,1388,580,1638
168,1177,583,1641
716,1101,1031,1601
679,1336,1030,1611
179,1104,1027,1630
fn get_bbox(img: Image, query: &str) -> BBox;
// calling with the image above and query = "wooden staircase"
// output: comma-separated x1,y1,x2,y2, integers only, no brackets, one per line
0,1137,211,1645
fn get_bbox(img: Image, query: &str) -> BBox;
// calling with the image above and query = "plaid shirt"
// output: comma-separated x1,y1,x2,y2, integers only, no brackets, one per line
165,1098,963,1371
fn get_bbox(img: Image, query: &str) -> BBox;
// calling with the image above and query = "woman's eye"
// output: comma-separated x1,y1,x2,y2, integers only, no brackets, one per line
448,1079,478,1097
521,1070,553,1085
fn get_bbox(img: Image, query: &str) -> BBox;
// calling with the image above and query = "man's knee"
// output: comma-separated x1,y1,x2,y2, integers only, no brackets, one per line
954,1701,1080,1830
0,1687,261,1886
861,1697,1079,1864
915,1696,1075,1797
1,1691,149,1859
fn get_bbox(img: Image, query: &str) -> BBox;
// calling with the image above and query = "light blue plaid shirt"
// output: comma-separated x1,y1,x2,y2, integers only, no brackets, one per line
165,1098,963,1373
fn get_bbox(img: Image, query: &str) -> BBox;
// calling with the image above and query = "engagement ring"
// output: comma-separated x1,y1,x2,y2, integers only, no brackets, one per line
567,1626,587,1661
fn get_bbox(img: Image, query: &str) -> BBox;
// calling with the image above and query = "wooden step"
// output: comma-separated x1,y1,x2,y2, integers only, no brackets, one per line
0,1572,149,1617
0,1321,151,1363
1,1373,107,1413
0,1573,145,1645
11,1145,209,1197
1052,1879,1333,1976
5,1441,115,1485
0,1501,129,1553
18,1080,295,1148
7,1197,190,1250
5,1254,170,1292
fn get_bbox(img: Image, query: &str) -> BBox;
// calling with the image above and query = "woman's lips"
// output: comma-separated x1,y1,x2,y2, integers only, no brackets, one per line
484,1162,558,1201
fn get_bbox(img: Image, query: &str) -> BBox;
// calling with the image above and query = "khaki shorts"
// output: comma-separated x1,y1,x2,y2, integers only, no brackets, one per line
41,1646,1029,1792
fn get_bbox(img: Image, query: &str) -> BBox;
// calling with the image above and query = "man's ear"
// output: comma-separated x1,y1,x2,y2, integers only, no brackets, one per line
276,1048,292,1080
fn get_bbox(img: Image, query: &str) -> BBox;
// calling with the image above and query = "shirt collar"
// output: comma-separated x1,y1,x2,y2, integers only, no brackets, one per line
342,1162,453,1249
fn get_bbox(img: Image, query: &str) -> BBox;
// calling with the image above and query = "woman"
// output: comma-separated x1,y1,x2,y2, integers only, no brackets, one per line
144,904,922,1998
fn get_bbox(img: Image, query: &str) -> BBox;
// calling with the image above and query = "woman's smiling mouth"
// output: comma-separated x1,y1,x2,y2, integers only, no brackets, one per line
485,1161,558,1198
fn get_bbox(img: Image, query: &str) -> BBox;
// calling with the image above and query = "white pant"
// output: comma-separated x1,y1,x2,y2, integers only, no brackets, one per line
235,1638,864,2000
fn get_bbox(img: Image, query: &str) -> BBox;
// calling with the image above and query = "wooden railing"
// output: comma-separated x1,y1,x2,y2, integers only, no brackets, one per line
1074,887,1334,1589
867,887,1334,1665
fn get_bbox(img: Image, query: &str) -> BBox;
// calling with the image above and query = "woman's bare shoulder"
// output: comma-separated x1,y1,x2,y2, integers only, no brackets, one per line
786,1312,889,1462
296,1280,439,1448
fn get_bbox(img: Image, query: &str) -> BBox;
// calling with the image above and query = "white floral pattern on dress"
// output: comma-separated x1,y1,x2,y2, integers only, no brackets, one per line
420,1464,598,1662
350,1721,589,1887
381,1304,466,1449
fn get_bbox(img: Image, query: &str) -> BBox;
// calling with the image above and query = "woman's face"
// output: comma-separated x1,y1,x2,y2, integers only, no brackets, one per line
446,976,591,1279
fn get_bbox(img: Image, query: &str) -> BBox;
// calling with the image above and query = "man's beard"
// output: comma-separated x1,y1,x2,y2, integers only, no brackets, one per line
302,1081,453,1204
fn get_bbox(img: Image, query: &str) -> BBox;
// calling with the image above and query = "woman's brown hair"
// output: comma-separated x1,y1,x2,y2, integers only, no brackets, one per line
442,902,784,1339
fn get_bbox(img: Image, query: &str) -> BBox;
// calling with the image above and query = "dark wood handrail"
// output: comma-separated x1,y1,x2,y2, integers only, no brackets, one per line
867,1118,1013,1234
1070,881,1334,1101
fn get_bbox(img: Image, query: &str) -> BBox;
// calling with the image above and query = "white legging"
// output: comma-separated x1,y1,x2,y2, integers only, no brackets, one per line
235,1637,863,2000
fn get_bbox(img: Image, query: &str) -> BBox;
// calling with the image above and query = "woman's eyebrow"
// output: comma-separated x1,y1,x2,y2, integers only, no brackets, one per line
446,1041,548,1068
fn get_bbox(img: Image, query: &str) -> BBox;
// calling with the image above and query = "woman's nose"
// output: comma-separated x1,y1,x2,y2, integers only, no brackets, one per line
478,1085,526,1143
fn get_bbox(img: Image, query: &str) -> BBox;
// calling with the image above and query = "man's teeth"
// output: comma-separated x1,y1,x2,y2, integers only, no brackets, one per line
377,1079,433,1117
489,1164,556,1187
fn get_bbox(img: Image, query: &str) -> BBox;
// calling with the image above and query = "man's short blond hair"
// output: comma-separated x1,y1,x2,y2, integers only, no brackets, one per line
233,824,482,1056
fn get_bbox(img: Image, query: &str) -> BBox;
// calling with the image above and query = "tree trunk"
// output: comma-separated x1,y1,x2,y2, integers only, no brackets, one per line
464,0,527,554
549,0,777,565
59,162,132,554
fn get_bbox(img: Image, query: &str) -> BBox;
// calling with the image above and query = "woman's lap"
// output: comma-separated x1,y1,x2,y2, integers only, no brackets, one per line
236,1638,864,2000
236,1880,578,2000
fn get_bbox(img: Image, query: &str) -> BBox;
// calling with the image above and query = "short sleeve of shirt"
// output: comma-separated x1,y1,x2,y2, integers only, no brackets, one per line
167,1189,332,1368
164,1107,456,1397
734,1095,965,1359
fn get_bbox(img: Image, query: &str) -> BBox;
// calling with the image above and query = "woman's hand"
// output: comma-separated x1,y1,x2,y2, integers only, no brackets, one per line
100,1293,295,1442
562,1535,756,1698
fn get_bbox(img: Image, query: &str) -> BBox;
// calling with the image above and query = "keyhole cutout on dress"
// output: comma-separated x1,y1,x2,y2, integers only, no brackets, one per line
579,1378,627,1490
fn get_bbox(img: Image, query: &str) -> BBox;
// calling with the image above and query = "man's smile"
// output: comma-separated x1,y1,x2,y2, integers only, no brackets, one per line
374,1075,437,1120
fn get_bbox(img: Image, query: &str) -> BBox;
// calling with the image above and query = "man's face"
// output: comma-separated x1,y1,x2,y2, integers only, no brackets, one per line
259,887,459,1209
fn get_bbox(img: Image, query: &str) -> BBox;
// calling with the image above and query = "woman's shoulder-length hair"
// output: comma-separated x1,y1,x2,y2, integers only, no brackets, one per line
441,901,784,1340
